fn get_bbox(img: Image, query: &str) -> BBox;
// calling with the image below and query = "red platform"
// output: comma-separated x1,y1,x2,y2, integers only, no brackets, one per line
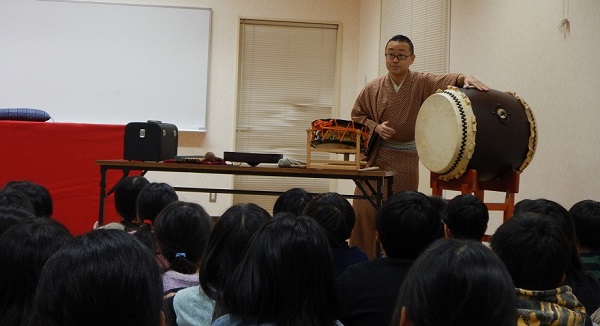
0,121,130,235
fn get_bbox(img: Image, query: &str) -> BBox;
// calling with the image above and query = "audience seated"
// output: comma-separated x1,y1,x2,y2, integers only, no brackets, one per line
173,203,271,325
154,201,212,295
0,218,72,325
392,238,517,326
101,175,149,231
336,190,441,326
491,212,589,326
514,198,600,314
442,194,489,241
213,214,341,326
29,229,165,326
569,199,600,284
272,187,312,216
302,192,368,277
2,180,53,218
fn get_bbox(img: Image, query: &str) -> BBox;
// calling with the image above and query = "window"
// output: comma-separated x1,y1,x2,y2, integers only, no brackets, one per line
380,0,450,75
234,19,338,211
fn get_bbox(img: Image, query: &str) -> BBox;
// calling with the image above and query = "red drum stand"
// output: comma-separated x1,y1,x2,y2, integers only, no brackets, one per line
430,169,520,223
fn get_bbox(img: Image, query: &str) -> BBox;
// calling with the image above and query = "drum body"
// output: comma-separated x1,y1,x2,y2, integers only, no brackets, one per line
415,86,537,181
310,119,369,151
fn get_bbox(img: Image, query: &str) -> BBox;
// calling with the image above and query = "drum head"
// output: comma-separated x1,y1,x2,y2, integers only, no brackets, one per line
415,89,476,179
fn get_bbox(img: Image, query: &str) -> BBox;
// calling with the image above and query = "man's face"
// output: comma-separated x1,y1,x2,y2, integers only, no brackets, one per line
385,41,415,76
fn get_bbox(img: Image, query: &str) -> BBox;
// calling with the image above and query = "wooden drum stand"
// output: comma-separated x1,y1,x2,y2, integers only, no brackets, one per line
430,169,520,223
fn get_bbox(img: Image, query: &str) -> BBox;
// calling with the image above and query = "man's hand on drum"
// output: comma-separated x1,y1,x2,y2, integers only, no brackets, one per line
461,74,490,91
376,121,395,140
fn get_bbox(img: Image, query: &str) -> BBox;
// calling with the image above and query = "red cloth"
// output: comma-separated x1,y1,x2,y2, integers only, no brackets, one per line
0,121,130,235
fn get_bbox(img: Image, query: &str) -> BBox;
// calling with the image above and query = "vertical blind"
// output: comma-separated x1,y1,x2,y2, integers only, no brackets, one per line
379,0,450,75
234,19,338,211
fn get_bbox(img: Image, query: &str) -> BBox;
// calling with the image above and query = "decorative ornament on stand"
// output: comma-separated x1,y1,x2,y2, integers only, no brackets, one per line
559,0,570,39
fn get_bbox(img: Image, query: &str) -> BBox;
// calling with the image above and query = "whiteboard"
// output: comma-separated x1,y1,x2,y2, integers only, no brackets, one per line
0,0,211,131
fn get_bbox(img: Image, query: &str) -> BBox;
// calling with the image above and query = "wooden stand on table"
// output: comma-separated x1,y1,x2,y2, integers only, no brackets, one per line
306,129,368,170
431,169,521,223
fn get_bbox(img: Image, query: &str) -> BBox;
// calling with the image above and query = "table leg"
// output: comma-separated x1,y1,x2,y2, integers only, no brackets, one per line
98,166,107,226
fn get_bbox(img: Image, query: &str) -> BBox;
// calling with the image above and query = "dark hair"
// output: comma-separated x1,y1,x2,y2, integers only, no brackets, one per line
273,211,296,219
386,34,414,54
0,188,34,213
302,192,355,247
134,182,179,252
393,238,516,326
154,201,212,274
0,218,72,325
442,194,489,240
376,191,440,259
114,176,149,224
30,229,164,326
491,212,571,290
515,199,574,241
513,198,584,278
273,188,312,216
428,195,447,213
0,206,35,236
200,203,271,318
221,214,339,326
429,196,447,239
136,182,179,222
569,199,600,250
3,180,53,217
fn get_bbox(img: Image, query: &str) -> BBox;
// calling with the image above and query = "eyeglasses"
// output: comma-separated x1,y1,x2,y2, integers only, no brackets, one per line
385,53,410,61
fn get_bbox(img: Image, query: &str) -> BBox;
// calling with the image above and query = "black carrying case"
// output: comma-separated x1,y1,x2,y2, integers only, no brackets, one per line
123,121,178,161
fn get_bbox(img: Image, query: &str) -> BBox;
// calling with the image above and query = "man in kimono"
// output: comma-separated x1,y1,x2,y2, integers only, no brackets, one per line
350,34,489,258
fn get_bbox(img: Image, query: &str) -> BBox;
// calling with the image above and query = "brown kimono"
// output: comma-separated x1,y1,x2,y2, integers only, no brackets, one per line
350,70,460,258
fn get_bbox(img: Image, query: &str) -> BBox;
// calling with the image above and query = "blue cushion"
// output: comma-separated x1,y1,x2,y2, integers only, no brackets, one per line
0,108,51,121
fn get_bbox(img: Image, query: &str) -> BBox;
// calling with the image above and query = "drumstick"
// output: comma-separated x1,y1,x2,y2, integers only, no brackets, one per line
359,166,379,171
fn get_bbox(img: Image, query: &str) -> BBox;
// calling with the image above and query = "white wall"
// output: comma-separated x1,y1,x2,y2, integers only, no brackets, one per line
448,0,600,231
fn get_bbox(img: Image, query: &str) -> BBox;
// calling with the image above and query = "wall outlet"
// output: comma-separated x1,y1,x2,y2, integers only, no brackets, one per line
209,193,217,203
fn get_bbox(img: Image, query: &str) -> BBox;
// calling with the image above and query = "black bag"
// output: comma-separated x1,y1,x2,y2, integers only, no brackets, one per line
123,121,178,161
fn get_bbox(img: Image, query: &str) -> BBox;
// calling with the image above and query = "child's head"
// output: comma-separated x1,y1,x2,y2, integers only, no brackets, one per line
0,188,34,213
0,206,35,236
3,180,53,218
221,214,338,325
201,203,271,294
393,238,516,326
0,218,72,325
442,194,489,241
514,198,582,274
136,182,179,223
114,176,149,224
491,212,571,290
303,192,355,247
273,188,312,216
376,191,440,259
154,201,212,274
569,199,600,251
31,229,164,326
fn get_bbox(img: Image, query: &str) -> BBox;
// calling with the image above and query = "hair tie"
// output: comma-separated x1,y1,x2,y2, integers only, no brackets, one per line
143,219,153,226
175,252,186,258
